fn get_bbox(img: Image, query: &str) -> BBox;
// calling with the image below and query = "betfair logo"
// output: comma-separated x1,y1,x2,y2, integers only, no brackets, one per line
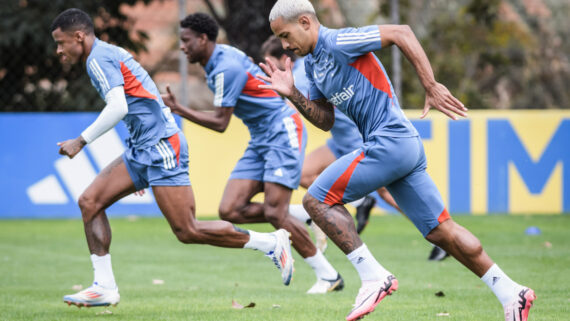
328,85,354,106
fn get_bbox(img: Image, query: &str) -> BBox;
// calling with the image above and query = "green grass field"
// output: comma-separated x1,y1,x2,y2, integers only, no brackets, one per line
1,215,569,320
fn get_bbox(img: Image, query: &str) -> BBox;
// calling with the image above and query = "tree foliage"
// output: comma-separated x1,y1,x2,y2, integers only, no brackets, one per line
375,0,569,109
421,0,568,109
0,0,152,111
203,0,275,63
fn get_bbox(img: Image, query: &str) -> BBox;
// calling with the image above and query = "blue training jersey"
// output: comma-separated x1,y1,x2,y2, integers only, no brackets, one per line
86,38,178,148
292,57,310,98
295,56,362,151
305,25,418,141
330,108,363,149
203,44,296,140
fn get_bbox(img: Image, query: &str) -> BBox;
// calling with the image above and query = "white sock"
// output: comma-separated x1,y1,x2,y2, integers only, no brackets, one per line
347,244,390,282
289,204,311,224
481,263,524,306
304,250,337,280
91,254,117,289
348,197,365,208
243,230,276,254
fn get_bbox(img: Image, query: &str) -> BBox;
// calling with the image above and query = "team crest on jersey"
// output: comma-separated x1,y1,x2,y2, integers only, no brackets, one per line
328,85,355,106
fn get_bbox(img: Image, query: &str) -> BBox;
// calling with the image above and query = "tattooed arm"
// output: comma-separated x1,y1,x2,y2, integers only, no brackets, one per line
287,86,334,131
258,57,334,131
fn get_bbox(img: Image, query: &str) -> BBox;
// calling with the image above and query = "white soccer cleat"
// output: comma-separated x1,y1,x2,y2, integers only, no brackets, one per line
268,229,294,286
306,273,345,294
503,287,536,321
63,283,120,308
310,221,328,253
346,275,398,321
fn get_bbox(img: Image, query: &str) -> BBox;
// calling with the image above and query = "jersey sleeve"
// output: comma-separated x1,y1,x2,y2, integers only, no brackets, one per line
212,63,248,107
304,58,325,101
86,51,124,97
333,25,382,62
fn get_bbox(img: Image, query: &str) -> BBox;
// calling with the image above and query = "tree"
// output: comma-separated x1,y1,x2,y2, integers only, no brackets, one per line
335,0,570,109
421,0,569,109
203,0,275,63
0,0,152,111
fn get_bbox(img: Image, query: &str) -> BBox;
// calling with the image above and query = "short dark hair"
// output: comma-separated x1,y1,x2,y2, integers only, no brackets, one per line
260,35,296,61
180,13,219,41
51,8,94,34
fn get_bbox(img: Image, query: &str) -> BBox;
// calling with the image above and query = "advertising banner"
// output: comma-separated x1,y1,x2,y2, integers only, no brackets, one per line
1,110,568,218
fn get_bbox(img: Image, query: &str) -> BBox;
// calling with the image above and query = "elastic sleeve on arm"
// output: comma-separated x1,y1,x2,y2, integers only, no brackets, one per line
81,86,128,144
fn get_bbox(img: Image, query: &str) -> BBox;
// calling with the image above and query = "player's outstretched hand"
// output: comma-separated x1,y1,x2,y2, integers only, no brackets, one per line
421,83,468,120
258,57,295,97
133,189,146,196
57,137,86,159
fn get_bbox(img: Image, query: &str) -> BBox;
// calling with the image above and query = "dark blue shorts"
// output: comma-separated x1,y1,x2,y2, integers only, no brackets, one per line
123,131,191,191
326,137,360,159
308,135,449,237
230,113,307,189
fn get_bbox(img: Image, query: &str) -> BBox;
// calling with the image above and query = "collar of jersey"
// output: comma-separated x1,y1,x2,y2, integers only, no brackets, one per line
86,38,101,64
311,25,326,57
204,44,221,74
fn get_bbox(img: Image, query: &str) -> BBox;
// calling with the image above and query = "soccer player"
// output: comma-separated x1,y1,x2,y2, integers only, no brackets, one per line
51,8,295,308
260,1,536,320
161,13,343,294
261,35,449,261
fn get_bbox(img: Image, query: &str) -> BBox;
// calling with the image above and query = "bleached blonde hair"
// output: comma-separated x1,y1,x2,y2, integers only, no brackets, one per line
269,0,316,22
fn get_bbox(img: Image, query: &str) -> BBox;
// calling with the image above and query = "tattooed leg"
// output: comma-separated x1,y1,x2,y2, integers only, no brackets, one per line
303,193,363,254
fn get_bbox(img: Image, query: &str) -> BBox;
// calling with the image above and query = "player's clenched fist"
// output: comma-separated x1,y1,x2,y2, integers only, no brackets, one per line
57,136,86,159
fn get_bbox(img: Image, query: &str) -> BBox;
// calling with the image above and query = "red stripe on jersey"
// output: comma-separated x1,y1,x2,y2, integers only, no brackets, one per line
438,208,450,223
167,133,181,165
324,151,366,205
349,53,392,98
120,62,156,99
291,113,304,151
242,72,280,97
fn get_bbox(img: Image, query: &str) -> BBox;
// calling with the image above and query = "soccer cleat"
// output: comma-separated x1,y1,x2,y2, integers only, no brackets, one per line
310,221,328,253
503,288,536,321
428,245,450,261
355,196,376,234
307,273,345,294
268,229,294,286
346,275,398,321
63,283,120,307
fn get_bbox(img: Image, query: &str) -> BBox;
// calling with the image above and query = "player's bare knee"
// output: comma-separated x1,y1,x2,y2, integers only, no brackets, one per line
425,223,451,246
302,193,319,214
263,205,286,226
262,195,288,224
425,233,442,247
427,217,455,242
218,204,237,222
300,175,313,189
78,193,101,220
173,226,201,244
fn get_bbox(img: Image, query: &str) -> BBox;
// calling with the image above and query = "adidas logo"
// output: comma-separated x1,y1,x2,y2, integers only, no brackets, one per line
274,168,284,177
492,276,500,286
26,129,153,205
356,256,365,264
